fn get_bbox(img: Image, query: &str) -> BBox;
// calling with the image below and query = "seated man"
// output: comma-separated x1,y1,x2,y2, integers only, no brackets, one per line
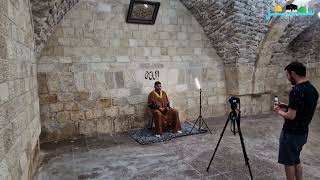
148,81,182,137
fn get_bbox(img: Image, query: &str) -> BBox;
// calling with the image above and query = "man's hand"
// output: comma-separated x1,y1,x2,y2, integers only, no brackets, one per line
159,107,169,113
273,105,281,114
148,103,160,110
278,102,288,109
166,102,171,109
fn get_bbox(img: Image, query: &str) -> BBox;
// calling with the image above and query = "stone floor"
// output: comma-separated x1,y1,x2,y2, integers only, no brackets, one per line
34,112,320,180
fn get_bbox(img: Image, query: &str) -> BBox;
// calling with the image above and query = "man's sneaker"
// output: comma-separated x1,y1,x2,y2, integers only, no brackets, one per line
177,130,182,134
155,134,161,138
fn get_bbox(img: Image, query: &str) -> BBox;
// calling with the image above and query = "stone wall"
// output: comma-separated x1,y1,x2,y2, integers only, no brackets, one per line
0,0,41,179
31,0,319,117
267,19,320,106
180,0,237,64
38,0,227,142
29,0,320,143
253,0,320,105
234,1,320,114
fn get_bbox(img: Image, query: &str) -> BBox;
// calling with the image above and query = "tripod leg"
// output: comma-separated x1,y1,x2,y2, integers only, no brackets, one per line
207,115,230,172
200,117,212,134
236,118,253,180
198,117,201,133
189,117,200,134
233,118,236,135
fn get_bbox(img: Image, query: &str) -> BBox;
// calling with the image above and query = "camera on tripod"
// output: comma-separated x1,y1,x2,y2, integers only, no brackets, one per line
229,96,240,111
228,96,240,134
207,96,253,180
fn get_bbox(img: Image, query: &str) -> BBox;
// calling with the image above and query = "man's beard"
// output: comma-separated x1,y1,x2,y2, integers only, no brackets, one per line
290,78,296,85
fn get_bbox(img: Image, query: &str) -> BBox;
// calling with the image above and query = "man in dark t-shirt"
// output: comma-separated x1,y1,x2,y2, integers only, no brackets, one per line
274,61,319,180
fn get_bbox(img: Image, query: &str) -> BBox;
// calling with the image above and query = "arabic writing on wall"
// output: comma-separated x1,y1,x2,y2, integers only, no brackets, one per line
145,70,160,80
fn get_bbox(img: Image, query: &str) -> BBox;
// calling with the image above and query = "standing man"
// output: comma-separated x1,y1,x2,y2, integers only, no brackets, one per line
148,81,182,137
274,61,319,180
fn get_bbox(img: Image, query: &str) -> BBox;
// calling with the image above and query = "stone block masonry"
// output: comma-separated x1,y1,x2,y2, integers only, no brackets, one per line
268,18,320,107
181,0,320,115
31,0,320,119
0,0,41,179
180,0,268,65
0,0,319,179
179,0,274,115
28,0,320,141
38,0,227,142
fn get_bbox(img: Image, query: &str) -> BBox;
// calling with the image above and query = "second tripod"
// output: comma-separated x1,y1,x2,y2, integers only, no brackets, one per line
206,106,253,180
189,88,212,134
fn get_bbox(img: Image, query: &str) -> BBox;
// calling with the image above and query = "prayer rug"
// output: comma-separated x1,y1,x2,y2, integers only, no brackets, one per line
129,121,208,145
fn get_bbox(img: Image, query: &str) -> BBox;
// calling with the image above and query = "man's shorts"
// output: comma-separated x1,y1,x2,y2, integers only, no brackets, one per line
278,130,308,166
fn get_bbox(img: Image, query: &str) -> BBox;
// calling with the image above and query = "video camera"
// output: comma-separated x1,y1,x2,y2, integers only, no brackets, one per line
229,96,240,111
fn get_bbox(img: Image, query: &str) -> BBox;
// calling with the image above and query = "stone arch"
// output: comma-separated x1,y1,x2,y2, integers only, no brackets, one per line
31,0,290,118
180,0,275,115
31,0,318,121
287,21,320,62
252,14,319,110
285,21,320,93
179,0,238,64
270,17,315,64
32,0,266,65
253,0,320,93
249,0,319,113
31,0,80,56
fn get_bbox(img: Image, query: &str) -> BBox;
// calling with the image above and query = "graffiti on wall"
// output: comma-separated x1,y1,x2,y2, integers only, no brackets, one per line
145,70,160,80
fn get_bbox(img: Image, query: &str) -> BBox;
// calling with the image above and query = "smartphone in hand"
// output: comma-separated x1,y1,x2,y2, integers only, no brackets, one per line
274,96,288,108
274,96,279,105
278,103,288,109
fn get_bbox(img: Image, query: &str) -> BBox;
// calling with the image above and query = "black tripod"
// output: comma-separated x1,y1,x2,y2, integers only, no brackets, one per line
189,89,212,134
206,108,253,180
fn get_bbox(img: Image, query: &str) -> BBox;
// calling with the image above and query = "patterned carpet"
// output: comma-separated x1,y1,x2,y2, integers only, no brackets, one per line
129,121,208,145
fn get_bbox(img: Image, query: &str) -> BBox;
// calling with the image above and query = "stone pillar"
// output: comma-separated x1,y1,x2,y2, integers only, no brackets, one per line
0,0,41,179
224,64,272,115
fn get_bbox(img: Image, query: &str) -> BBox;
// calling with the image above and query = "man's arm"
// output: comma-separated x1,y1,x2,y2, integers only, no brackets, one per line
165,94,170,109
148,103,159,109
148,94,166,112
274,105,296,120
274,89,298,120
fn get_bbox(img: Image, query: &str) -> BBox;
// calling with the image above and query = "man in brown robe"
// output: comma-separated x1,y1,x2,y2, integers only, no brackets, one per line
148,81,182,137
